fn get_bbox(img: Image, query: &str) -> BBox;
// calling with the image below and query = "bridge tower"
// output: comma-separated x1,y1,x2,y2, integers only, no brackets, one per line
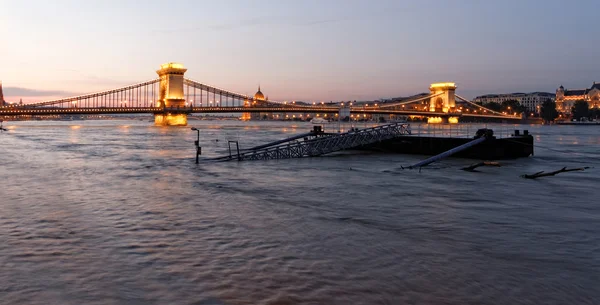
428,82,458,123
429,83,457,112
155,63,188,126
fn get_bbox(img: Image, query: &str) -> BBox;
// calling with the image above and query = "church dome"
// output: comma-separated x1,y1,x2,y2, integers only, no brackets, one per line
253,86,265,100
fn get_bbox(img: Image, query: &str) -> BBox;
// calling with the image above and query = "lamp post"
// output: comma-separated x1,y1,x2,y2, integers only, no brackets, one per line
191,127,201,164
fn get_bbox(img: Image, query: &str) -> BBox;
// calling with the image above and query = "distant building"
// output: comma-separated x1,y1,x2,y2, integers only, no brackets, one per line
473,92,555,112
0,81,5,107
556,82,600,114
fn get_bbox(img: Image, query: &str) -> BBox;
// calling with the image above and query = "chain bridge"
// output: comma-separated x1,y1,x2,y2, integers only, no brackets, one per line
0,63,520,126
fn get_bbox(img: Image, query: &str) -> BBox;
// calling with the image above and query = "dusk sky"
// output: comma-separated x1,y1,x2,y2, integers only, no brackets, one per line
1,0,599,103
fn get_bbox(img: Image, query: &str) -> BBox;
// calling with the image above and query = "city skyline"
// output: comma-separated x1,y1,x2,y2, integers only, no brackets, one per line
1,0,599,103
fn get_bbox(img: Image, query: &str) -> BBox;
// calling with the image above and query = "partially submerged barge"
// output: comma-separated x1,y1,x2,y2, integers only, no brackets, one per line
203,123,533,162
365,127,533,160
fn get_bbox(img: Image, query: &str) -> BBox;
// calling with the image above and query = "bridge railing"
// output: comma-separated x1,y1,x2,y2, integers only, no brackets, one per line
411,123,523,139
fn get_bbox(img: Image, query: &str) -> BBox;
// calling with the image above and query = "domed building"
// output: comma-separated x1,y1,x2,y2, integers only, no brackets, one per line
241,85,269,121
254,86,265,100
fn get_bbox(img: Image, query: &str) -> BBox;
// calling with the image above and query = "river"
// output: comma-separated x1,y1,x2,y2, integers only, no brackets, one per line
0,120,598,305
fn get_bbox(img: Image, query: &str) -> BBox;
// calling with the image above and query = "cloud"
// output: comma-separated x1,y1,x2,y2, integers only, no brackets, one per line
53,69,130,87
147,16,353,34
209,17,275,31
3,87,78,97
208,16,351,31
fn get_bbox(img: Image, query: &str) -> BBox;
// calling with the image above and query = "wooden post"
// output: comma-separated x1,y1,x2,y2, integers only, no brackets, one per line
521,167,590,179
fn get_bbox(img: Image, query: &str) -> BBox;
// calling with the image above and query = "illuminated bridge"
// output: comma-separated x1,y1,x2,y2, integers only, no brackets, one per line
0,63,520,126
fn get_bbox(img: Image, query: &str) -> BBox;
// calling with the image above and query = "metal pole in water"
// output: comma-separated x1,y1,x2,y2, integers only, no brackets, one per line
191,127,200,164
407,136,488,169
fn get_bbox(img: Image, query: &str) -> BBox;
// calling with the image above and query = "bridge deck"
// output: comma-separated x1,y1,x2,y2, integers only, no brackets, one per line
0,106,520,119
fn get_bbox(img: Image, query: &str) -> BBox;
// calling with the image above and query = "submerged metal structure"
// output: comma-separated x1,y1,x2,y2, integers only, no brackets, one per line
216,123,412,161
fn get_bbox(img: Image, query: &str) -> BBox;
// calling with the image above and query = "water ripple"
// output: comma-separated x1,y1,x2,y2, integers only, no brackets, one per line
0,121,599,305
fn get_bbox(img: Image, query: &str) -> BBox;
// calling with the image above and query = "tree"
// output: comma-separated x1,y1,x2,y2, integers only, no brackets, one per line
501,99,526,114
571,100,589,121
540,99,558,122
485,102,502,112
590,108,600,120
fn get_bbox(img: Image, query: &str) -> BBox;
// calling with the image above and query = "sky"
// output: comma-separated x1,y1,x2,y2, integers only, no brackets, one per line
1,0,599,103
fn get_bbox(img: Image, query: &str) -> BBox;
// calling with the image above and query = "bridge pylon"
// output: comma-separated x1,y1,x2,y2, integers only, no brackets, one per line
155,62,188,126
429,82,459,123
429,82,456,112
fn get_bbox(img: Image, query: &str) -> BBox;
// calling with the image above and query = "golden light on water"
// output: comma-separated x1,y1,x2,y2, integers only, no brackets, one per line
154,113,187,126
427,117,443,124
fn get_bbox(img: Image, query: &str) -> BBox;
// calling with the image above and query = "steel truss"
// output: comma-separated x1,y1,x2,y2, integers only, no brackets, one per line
223,123,411,161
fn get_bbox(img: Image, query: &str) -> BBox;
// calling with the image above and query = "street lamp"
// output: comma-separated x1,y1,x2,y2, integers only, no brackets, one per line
191,127,201,164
